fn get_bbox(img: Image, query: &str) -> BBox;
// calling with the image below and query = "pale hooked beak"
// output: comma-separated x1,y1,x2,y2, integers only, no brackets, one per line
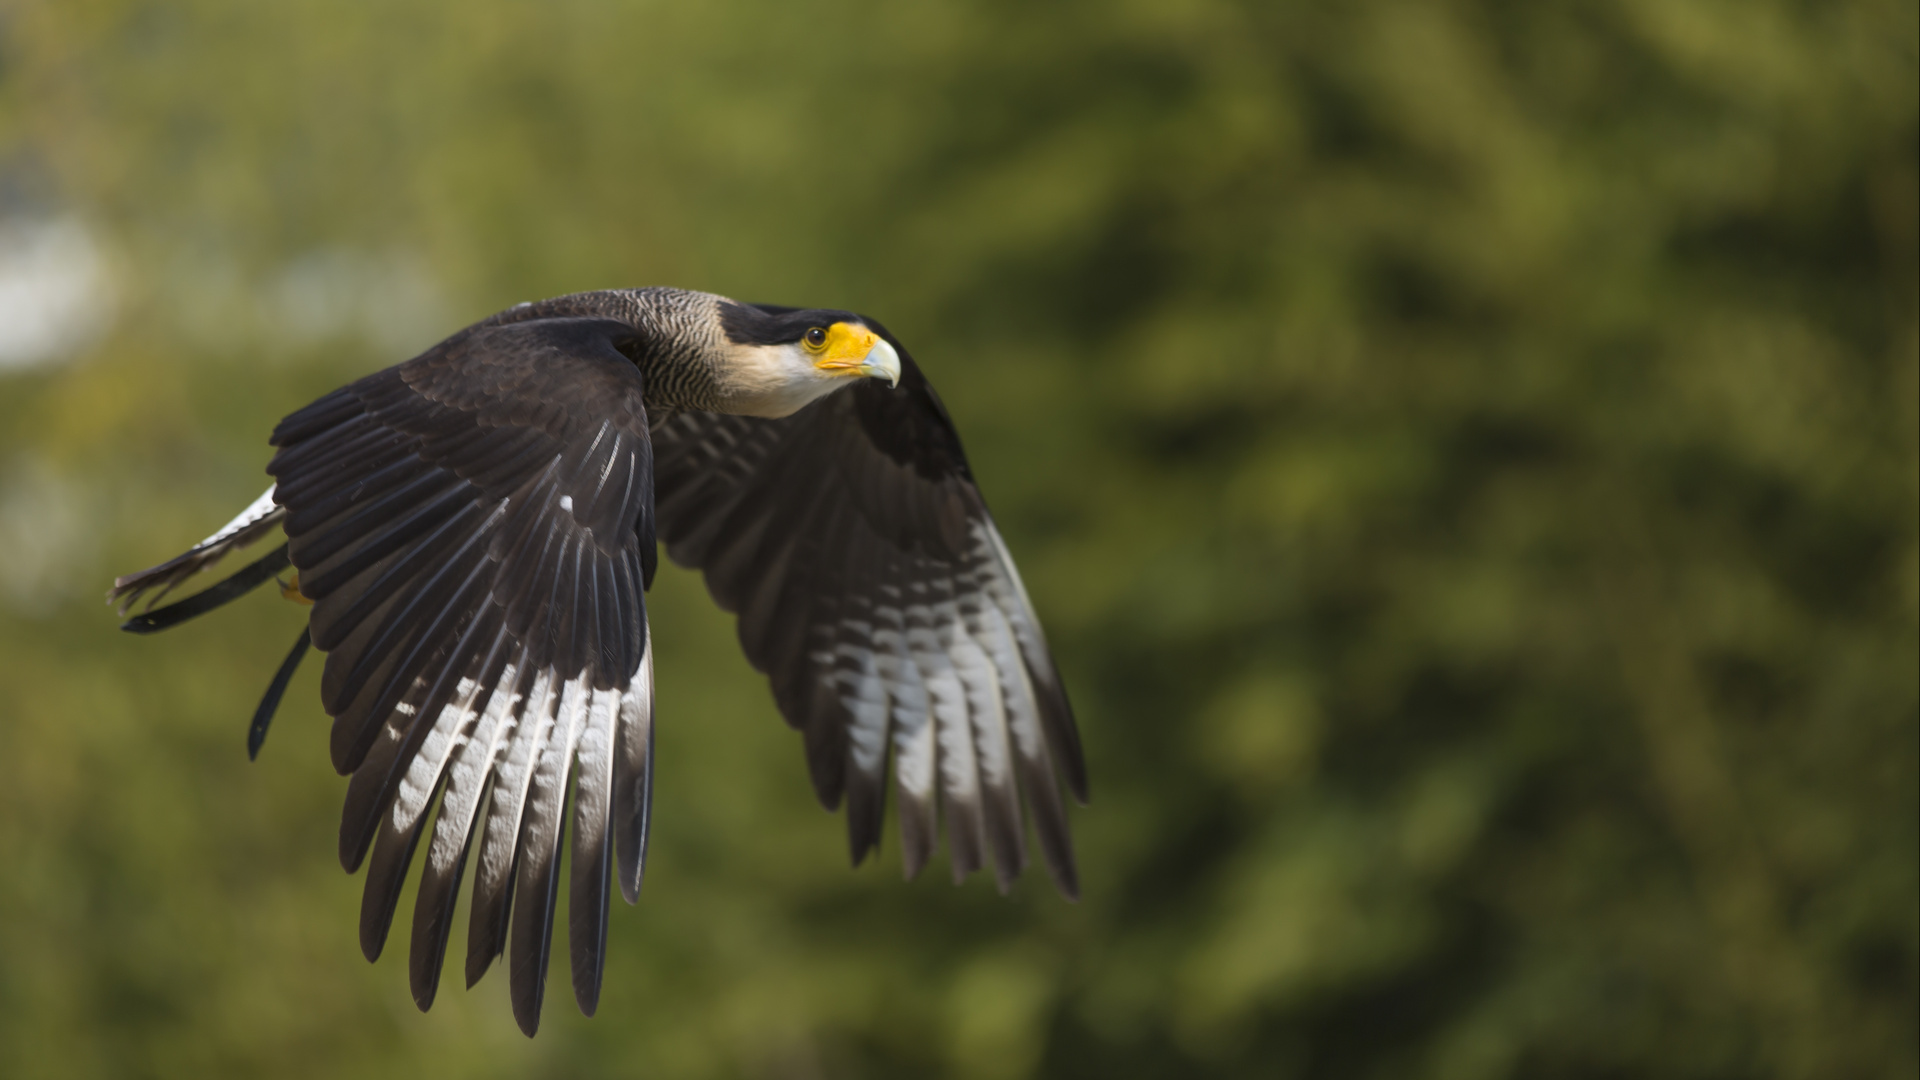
861,337,901,388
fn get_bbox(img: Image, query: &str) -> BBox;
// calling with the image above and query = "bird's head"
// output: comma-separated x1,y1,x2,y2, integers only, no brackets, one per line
715,301,902,418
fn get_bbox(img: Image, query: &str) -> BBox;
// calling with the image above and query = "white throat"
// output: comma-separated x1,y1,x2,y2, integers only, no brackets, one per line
717,341,859,418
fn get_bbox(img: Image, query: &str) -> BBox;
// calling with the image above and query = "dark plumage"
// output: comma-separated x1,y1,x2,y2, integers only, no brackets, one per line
109,287,1084,1037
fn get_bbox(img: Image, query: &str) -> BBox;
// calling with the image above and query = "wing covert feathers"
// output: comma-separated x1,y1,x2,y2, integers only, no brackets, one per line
265,317,656,1037
652,349,1086,902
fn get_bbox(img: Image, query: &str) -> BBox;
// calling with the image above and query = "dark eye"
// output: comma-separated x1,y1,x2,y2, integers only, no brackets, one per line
804,326,828,349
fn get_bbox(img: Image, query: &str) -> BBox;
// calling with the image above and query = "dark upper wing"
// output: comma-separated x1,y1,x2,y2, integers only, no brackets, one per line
651,332,1086,898
266,316,657,1036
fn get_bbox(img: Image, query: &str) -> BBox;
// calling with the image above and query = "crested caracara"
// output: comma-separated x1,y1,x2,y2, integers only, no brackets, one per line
109,288,1085,1036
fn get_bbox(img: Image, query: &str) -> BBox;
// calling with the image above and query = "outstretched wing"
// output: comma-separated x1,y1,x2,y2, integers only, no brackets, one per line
267,316,656,1037
651,329,1086,898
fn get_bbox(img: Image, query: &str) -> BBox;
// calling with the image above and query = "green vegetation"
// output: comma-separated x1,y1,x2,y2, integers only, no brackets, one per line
0,1,1913,1076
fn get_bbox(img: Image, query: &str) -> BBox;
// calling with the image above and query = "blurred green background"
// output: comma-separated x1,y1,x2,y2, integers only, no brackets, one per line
0,1,1914,1077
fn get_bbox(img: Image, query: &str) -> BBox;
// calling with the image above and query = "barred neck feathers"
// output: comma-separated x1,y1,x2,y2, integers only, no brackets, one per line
473,288,728,412
475,287,862,419
622,288,734,413
622,289,870,419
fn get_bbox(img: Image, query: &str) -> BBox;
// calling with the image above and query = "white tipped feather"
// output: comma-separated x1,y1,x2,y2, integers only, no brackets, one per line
614,633,656,903
969,598,1045,767
391,674,486,836
523,677,591,854
893,662,941,804
201,486,282,551
569,684,622,1013
950,582,1030,888
571,688,619,863
508,674,594,1032
871,594,930,761
425,659,522,876
871,584,928,871
936,604,994,881
951,613,1011,791
477,668,559,898
895,582,961,877
940,626,993,802
836,619,891,778
977,522,1055,679
109,484,290,613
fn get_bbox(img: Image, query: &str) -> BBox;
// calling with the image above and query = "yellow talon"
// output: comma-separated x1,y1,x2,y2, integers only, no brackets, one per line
279,573,314,606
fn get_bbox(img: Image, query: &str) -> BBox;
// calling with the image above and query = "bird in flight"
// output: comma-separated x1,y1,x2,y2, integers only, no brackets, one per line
109,288,1085,1036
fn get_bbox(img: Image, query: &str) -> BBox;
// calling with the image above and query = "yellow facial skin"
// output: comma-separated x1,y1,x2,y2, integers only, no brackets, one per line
805,321,876,372
805,321,901,386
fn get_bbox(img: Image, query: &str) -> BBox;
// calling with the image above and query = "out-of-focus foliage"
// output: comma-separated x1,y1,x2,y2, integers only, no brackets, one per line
0,0,1913,1076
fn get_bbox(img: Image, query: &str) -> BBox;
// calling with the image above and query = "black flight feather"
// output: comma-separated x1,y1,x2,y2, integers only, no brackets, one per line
118,543,290,634
247,626,311,760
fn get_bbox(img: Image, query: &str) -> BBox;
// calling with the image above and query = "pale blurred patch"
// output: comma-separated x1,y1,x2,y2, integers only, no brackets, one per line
0,216,115,372
164,246,449,362
0,456,98,618
268,248,449,356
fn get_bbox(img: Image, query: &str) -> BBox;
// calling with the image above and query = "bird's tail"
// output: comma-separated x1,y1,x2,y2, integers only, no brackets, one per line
108,485,287,621
110,484,312,757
